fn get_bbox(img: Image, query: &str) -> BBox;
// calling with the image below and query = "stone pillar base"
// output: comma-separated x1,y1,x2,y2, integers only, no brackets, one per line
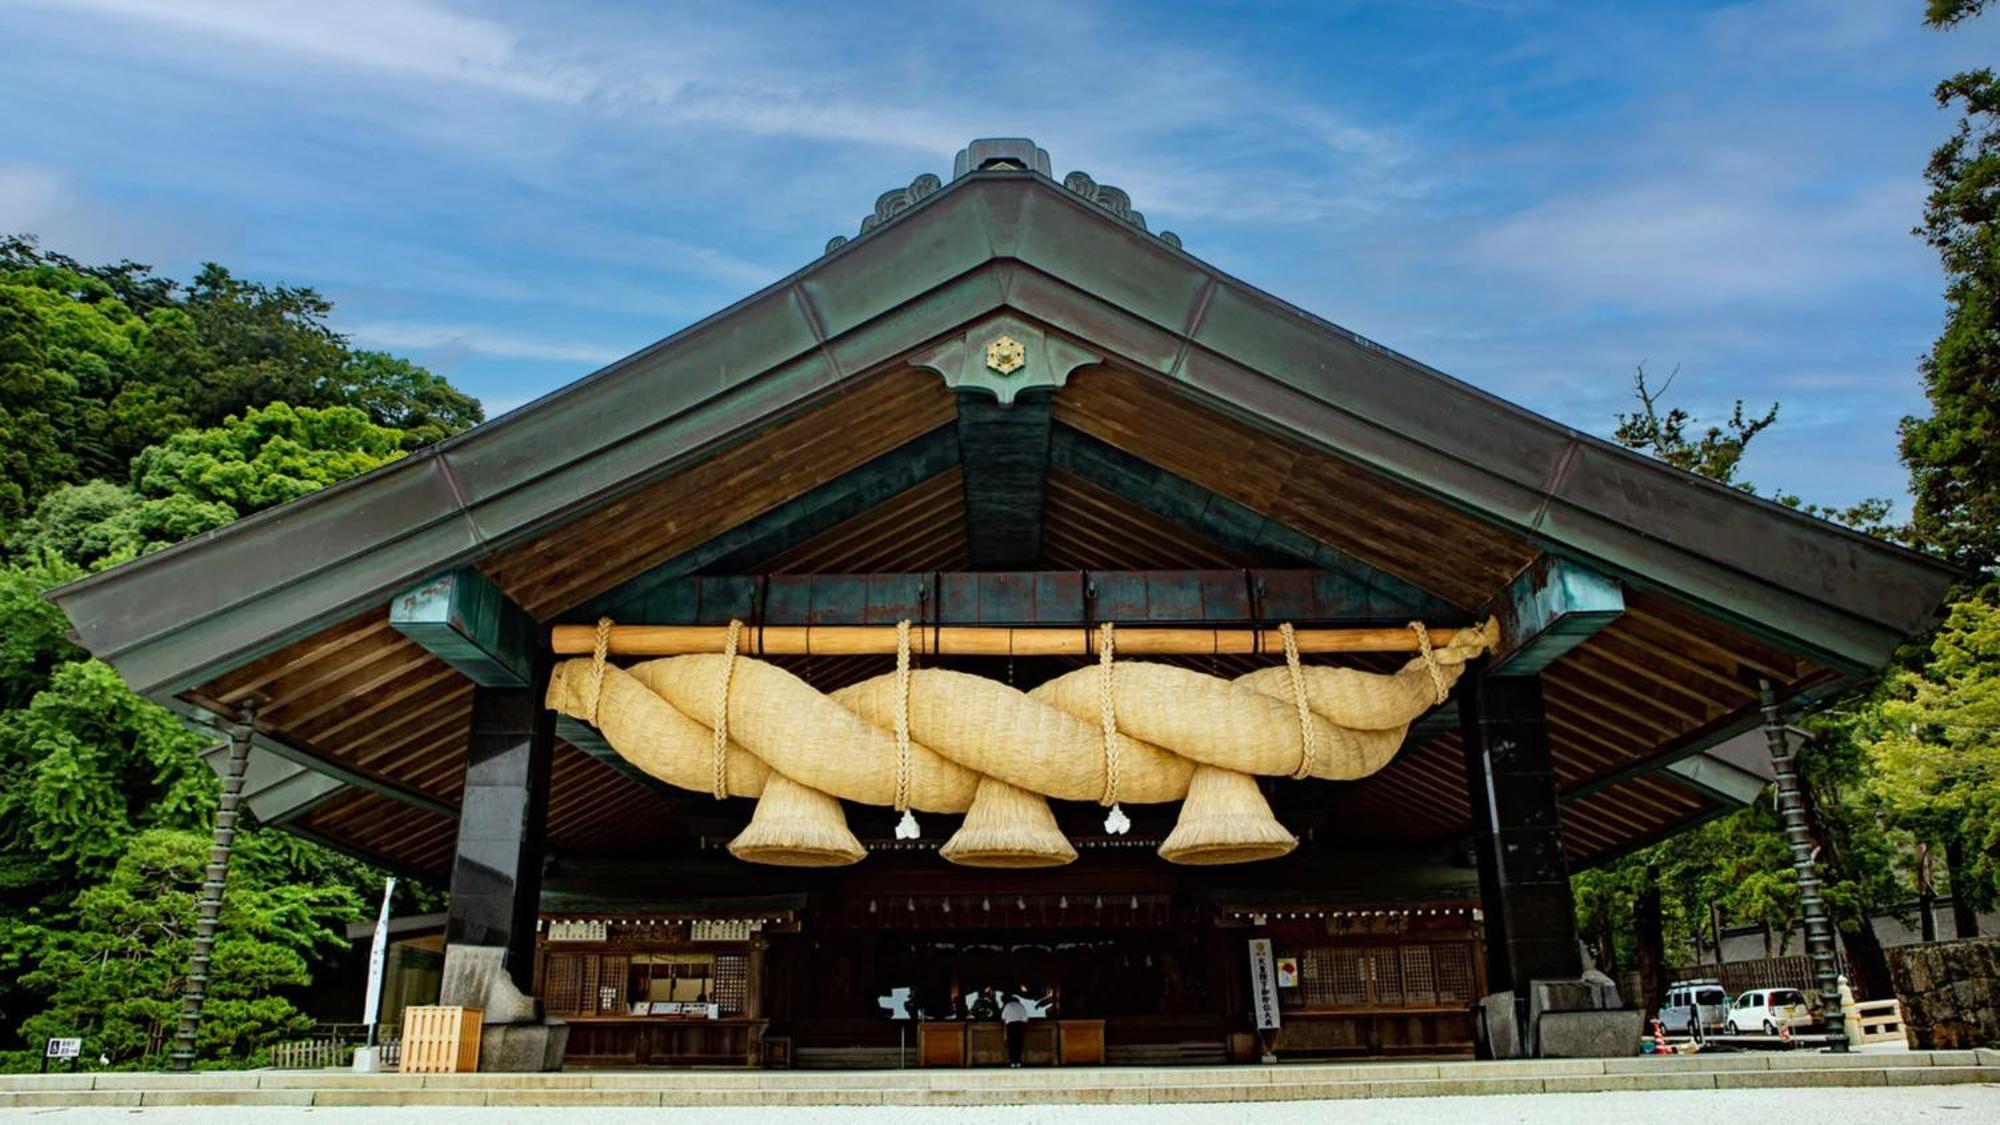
478,1020,570,1073
440,943,568,1071
1477,977,1640,1058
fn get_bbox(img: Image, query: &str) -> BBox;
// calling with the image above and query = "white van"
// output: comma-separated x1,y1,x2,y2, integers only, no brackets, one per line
1657,978,1729,1033
1726,988,1815,1035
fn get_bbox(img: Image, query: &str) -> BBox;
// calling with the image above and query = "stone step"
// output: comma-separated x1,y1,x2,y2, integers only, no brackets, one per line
0,1053,1994,1108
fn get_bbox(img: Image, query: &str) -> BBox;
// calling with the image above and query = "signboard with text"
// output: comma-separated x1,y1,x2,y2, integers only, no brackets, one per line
45,1038,80,1059
1247,939,1282,1030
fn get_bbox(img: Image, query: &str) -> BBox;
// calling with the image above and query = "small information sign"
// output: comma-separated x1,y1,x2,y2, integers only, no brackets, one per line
45,1038,80,1060
1247,939,1282,1031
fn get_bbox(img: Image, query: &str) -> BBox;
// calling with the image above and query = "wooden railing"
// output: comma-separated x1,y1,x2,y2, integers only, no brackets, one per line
268,1039,351,1069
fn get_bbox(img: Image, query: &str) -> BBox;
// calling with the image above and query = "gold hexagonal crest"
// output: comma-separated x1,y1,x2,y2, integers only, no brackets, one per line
985,334,1026,376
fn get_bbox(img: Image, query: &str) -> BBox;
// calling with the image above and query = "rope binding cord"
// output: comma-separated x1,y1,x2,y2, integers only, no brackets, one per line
893,619,920,839
587,617,614,725
1410,620,1448,705
710,619,743,800
1097,621,1130,835
1280,622,1319,780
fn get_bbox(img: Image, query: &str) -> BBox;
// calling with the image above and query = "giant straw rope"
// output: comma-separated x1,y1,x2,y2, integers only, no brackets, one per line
546,618,1498,868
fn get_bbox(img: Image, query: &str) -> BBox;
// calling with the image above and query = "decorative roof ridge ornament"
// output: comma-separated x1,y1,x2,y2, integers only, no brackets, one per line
1061,170,1181,249
825,172,942,254
823,138,1181,254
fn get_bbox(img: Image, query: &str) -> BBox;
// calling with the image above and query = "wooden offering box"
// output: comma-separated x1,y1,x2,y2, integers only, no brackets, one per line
918,1022,965,1067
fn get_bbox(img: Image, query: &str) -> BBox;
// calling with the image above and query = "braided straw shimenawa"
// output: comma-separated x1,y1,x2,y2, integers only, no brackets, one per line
546,619,1497,867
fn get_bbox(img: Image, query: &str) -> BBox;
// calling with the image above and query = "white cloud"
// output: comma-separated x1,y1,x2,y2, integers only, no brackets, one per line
345,320,627,365
34,0,590,100
1465,164,1924,307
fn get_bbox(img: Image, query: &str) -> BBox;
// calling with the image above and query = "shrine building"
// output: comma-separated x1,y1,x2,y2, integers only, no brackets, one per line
48,139,1957,1070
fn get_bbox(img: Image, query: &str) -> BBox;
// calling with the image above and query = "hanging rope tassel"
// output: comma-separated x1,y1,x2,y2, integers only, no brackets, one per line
893,619,920,839
1097,621,1130,835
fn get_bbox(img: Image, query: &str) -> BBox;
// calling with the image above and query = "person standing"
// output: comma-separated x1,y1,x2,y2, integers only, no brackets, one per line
970,985,998,1021
1001,989,1030,1067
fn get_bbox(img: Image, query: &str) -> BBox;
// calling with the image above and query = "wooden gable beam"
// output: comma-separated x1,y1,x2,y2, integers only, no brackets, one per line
955,392,1052,568
1484,555,1625,677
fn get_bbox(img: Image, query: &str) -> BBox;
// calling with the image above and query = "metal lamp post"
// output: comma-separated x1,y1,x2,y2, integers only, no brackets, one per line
1758,681,1848,1053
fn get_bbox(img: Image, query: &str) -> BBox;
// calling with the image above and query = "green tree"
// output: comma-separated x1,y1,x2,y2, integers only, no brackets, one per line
8,829,358,1068
1905,0,2000,574
0,660,214,898
130,402,404,514
338,350,484,448
0,555,83,709
15,481,234,573
1613,364,1778,487
0,238,483,538
1866,596,2000,935
0,237,481,1062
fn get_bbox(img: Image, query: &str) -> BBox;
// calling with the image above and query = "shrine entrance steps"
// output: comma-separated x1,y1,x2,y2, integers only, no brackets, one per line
2,1049,1995,1109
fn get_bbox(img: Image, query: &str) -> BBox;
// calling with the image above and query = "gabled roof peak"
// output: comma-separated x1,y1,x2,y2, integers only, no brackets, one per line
824,136,1181,255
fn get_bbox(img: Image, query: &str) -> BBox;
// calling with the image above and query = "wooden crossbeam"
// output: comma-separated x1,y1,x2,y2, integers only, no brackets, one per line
583,568,1475,630
550,623,1477,657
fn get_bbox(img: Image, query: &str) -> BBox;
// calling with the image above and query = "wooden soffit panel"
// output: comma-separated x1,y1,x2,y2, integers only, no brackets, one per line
480,368,957,618
1051,366,1539,608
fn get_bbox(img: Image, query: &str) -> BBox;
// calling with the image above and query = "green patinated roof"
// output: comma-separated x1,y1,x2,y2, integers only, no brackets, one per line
48,139,1959,697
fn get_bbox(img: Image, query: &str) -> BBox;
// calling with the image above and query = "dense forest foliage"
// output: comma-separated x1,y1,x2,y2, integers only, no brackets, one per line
0,235,479,1068
1570,2,2000,1010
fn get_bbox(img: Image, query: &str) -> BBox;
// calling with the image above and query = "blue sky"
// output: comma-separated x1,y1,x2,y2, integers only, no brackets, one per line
4,0,1995,512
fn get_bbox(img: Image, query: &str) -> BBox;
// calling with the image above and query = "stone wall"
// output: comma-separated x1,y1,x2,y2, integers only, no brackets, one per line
1889,937,2000,1049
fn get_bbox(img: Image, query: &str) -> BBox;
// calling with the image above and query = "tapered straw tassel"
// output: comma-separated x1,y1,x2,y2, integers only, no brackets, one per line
728,774,866,867
1156,765,1298,865
939,777,1078,868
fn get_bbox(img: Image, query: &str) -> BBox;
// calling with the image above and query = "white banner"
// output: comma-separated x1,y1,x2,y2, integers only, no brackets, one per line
1247,938,1282,1030
360,877,396,1031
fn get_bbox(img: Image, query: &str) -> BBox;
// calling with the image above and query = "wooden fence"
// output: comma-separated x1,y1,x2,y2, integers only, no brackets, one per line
266,1025,401,1070
1669,955,1822,999
268,1039,351,1070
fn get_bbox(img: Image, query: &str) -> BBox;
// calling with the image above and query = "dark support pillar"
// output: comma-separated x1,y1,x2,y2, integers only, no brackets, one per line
1459,674,1583,990
1459,673,1638,1059
171,703,254,1071
1760,681,1848,1051
445,660,554,1000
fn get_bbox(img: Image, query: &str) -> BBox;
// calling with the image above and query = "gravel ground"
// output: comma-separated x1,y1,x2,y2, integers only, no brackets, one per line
3,1086,1997,1125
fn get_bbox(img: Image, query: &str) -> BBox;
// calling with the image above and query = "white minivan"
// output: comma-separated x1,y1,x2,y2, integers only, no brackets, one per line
1726,988,1815,1035
1657,979,1729,1033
